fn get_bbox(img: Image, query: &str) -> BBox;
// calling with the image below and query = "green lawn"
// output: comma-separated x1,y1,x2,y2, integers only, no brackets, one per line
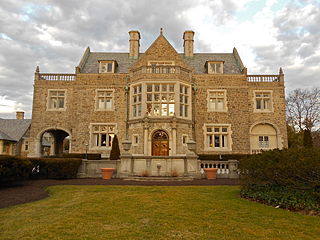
0,186,319,240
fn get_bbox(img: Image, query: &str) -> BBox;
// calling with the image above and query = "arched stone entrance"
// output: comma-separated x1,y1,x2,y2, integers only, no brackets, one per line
152,130,169,156
36,128,71,157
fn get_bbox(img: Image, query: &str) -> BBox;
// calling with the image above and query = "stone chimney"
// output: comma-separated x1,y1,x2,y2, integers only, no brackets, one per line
183,31,195,57
129,30,140,59
16,111,24,120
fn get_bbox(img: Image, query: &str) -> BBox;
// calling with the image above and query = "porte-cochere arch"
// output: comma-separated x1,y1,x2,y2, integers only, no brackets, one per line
34,127,71,157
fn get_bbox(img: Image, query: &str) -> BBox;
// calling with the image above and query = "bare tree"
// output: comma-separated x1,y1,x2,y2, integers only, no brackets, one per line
286,88,320,131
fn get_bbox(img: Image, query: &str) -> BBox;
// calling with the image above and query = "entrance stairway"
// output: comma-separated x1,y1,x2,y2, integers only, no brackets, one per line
123,176,196,181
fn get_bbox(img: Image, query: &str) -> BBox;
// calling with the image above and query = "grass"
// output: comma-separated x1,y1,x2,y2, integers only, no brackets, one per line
0,186,319,240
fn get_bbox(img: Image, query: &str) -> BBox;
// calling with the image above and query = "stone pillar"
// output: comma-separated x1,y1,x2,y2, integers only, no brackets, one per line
172,120,177,155
129,31,140,59
228,159,239,179
119,140,132,177
143,121,149,155
0,140,3,154
183,31,195,58
185,139,201,178
29,139,41,158
50,137,55,156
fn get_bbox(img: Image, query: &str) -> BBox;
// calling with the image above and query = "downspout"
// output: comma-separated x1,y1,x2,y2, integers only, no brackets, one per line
192,77,197,141
125,76,130,140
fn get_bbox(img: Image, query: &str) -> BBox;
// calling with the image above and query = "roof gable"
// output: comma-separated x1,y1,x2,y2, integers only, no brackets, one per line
130,34,192,70
0,119,31,141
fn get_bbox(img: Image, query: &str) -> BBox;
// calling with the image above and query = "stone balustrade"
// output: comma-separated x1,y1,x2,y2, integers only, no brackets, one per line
131,66,190,77
251,148,272,154
200,159,239,178
247,75,280,82
39,73,76,81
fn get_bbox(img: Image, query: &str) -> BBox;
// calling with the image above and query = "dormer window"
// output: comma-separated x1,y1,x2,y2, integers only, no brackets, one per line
206,61,224,74
99,60,116,73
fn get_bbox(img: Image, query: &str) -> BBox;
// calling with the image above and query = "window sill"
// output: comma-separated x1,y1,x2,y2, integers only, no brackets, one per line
204,148,232,152
94,108,115,112
46,108,67,111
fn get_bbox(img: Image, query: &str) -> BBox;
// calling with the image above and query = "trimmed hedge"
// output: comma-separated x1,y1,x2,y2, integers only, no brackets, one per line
0,155,32,184
239,148,320,190
0,156,83,184
241,184,320,212
29,158,82,179
239,148,320,212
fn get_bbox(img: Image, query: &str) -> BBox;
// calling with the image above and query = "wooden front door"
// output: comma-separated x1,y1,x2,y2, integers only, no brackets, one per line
152,130,169,156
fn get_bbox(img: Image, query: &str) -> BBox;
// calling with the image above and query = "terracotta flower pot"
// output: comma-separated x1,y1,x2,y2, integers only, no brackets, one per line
204,168,218,180
101,168,115,179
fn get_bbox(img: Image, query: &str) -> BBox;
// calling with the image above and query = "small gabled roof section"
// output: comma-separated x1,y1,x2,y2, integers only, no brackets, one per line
0,130,15,141
129,32,193,71
0,119,31,142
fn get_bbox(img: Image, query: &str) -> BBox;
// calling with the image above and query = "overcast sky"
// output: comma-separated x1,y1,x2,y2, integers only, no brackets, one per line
0,0,319,119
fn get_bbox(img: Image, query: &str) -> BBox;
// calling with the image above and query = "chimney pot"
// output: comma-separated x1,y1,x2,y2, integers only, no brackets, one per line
129,30,140,59
183,31,195,57
16,111,24,120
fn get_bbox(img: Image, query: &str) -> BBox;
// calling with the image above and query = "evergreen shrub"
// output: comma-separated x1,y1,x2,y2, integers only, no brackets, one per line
0,155,33,184
239,148,320,212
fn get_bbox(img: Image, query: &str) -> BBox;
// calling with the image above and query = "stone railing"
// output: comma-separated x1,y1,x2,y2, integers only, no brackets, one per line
200,160,239,178
251,148,272,154
247,75,279,82
131,66,190,77
39,73,76,81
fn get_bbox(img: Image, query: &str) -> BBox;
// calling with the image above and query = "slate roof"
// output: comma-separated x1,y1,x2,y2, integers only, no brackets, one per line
80,52,242,74
0,119,31,142
81,52,139,74
182,53,242,74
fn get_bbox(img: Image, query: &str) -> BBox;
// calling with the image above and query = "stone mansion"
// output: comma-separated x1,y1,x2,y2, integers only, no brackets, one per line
28,30,287,176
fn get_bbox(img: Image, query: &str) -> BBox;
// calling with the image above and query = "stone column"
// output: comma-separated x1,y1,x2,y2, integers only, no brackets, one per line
119,140,132,178
171,118,177,155
143,120,149,155
0,140,3,154
28,138,41,158
228,159,239,179
185,139,201,178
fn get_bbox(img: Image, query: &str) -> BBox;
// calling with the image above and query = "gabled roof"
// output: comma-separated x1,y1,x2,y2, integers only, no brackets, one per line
0,119,31,142
129,33,192,71
79,34,243,74
0,130,15,141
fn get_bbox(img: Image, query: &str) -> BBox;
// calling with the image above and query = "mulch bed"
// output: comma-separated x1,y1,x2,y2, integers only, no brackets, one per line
0,178,239,209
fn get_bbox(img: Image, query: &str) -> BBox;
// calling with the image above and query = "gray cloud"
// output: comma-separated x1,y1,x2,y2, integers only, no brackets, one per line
251,0,320,92
0,0,200,118
1,0,320,119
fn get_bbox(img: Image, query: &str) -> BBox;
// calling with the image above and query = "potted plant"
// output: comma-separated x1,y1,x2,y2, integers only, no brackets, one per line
100,135,119,179
101,168,115,179
204,168,218,180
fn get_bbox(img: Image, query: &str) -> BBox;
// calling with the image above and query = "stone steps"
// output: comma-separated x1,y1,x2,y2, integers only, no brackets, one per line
123,176,195,181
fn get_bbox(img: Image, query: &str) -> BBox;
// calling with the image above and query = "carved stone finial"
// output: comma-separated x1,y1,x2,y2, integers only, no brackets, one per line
279,67,283,75
160,28,163,35
35,66,40,73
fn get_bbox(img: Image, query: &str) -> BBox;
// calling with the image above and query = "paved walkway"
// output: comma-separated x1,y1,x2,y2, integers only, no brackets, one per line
0,178,240,209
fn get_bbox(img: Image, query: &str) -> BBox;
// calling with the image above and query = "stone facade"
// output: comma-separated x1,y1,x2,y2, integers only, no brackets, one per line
28,30,287,176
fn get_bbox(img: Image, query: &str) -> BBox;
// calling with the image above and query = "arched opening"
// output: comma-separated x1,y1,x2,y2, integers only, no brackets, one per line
250,123,279,154
40,129,70,157
152,130,169,156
